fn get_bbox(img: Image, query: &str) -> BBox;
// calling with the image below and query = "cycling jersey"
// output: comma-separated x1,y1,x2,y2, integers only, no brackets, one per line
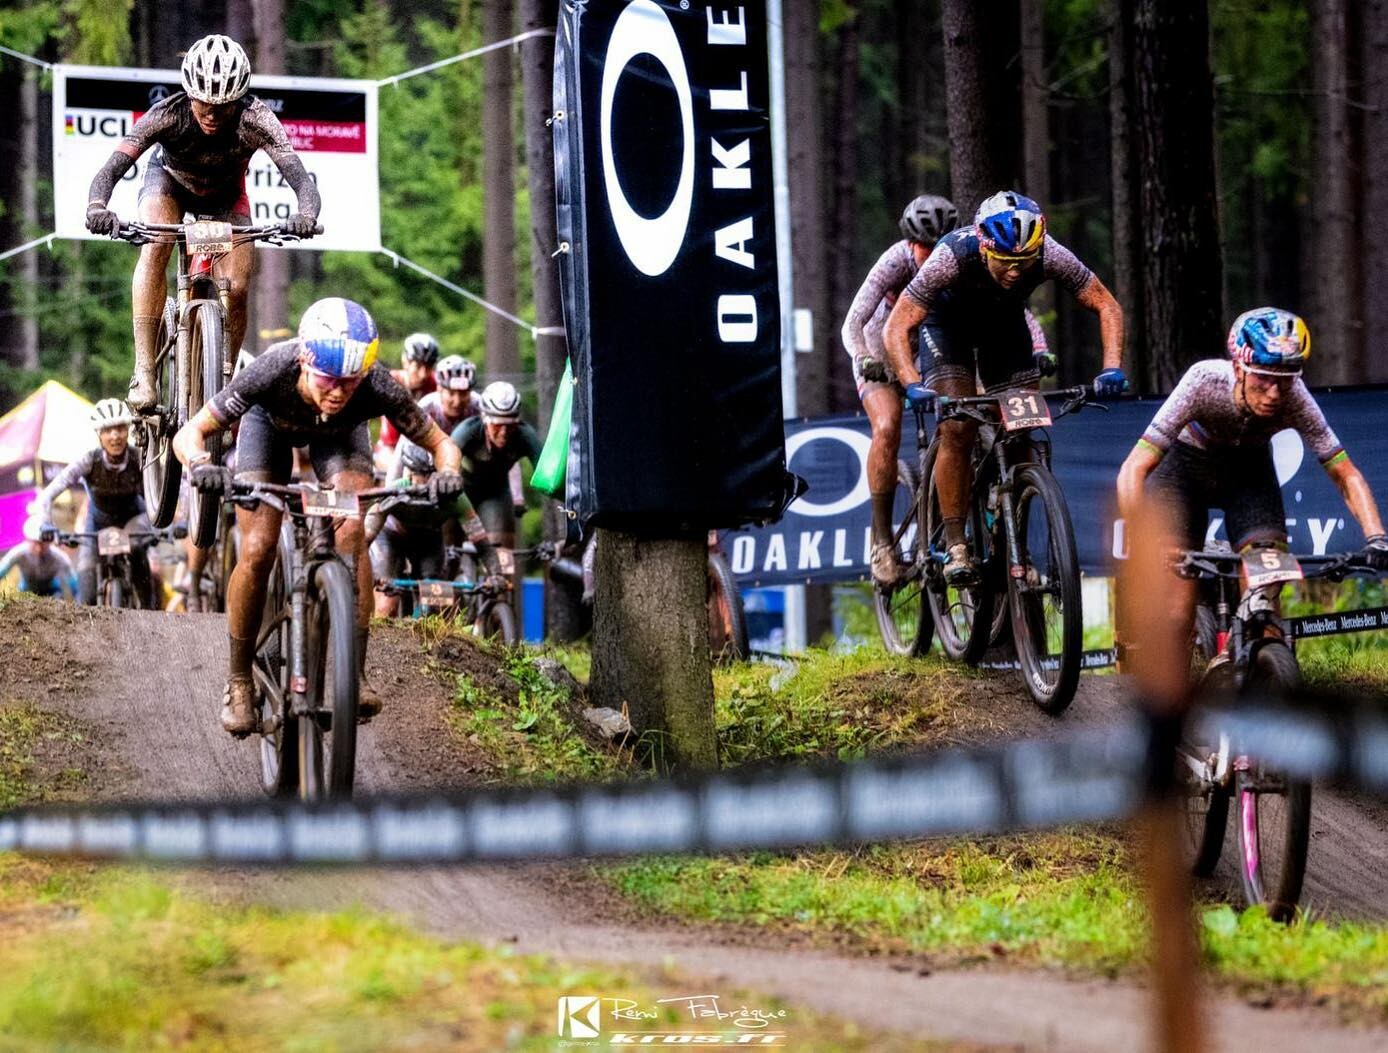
378,368,439,451
1138,360,1345,465
0,543,75,597
365,476,489,543
38,447,144,520
419,389,480,432
88,92,320,218
449,416,543,502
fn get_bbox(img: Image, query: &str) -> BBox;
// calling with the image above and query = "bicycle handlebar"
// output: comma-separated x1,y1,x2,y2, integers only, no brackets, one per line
45,526,185,547
113,220,323,246
226,480,433,516
1169,548,1380,582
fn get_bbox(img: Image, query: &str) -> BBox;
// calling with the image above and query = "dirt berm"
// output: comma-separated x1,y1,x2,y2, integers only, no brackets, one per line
2,597,1386,1053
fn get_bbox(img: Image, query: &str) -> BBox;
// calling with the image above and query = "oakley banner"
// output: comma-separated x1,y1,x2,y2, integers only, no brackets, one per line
554,1,789,533
724,387,1388,586
53,65,380,252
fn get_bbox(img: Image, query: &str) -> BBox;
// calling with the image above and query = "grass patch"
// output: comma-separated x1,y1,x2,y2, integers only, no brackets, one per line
714,647,976,765
0,855,948,1053
447,647,631,784
1298,640,1388,692
604,834,1388,1017
0,704,90,809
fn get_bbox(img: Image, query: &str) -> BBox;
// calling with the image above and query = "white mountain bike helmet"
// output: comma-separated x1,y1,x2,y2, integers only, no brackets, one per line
435,355,476,392
90,398,135,430
181,35,252,105
478,381,522,423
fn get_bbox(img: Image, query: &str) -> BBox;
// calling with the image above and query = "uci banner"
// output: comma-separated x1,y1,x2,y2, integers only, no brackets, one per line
725,389,1388,586
52,65,380,253
553,1,789,533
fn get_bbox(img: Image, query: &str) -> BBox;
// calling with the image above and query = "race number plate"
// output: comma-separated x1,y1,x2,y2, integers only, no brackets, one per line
185,221,234,255
418,581,455,609
999,391,1053,431
302,489,361,518
1241,548,1303,589
497,548,516,576
97,527,131,556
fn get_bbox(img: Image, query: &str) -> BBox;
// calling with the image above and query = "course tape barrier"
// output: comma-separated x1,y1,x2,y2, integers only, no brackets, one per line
1286,604,1388,640
4,690,1388,866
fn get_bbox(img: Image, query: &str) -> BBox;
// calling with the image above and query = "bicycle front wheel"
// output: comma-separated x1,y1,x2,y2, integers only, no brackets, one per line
142,297,182,527
1008,465,1082,713
298,559,360,800
103,575,126,610
187,304,225,549
1234,642,1311,921
922,442,994,664
707,551,749,662
257,526,298,797
873,458,933,656
477,599,519,645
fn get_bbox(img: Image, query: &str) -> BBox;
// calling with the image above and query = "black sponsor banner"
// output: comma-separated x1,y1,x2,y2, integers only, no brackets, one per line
724,386,1388,585
64,76,368,122
1288,606,1388,639
554,0,788,533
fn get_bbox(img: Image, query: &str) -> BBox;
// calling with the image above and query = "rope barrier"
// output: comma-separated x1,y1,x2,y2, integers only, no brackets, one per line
0,44,52,71
375,29,555,89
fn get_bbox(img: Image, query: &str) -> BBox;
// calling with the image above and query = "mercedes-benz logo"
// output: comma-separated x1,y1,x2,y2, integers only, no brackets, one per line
148,85,171,104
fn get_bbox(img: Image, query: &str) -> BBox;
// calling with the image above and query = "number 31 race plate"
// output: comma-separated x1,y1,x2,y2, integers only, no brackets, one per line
999,391,1052,431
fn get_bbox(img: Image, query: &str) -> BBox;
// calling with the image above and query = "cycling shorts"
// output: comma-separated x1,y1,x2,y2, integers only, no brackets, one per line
469,490,518,549
235,405,374,483
1147,440,1287,551
919,312,1038,393
370,525,446,582
138,152,251,220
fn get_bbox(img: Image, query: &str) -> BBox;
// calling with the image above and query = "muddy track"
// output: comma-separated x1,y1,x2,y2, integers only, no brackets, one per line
10,600,1388,1052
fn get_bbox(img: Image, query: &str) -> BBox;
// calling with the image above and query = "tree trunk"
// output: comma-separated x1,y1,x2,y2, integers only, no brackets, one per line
827,9,861,412
940,0,1021,218
785,0,829,417
17,70,40,370
590,531,718,773
251,0,288,351
1019,0,1053,347
1360,1,1387,381
482,0,520,381
1109,0,1147,388
1130,0,1223,390
518,0,583,642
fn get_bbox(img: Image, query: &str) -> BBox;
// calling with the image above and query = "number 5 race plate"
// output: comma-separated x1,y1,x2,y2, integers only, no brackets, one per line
1241,548,1303,589
999,391,1053,431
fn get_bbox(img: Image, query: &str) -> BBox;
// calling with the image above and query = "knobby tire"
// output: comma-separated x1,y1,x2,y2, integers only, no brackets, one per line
873,457,933,656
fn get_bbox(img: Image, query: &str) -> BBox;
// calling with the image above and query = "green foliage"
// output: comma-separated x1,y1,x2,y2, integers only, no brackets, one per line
0,702,89,809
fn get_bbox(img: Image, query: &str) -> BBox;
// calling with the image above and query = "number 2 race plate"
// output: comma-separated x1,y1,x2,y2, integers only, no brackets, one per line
302,489,361,519
1241,547,1304,589
418,581,454,609
97,527,131,556
999,391,1053,431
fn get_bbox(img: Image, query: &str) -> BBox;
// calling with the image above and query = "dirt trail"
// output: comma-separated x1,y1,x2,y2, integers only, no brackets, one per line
9,600,1388,1052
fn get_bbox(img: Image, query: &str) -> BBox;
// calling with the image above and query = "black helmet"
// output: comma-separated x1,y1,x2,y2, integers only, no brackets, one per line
899,194,958,246
402,332,440,366
399,441,435,476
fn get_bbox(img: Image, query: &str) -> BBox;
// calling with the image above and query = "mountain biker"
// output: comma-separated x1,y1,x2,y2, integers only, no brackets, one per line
368,440,506,617
171,297,463,737
36,399,157,607
1116,307,1388,647
387,355,480,484
843,194,1052,585
449,381,543,551
883,190,1126,585
84,34,321,412
0,518,76,599
376,332,441,465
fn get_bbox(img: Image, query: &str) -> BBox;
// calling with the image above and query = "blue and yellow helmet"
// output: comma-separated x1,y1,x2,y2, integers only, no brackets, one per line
975,190,1046,259
1227,307,1310,375
298,297,380,378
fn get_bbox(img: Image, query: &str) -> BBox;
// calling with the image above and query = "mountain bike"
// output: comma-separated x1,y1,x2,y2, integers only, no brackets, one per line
232,479,431,800
111,220,318,547
874,386,1098,712
45,524,185,609
1173,547,1376,921
375,575,519,642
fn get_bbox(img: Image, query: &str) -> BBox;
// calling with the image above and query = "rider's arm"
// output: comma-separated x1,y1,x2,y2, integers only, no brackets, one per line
86,102,173,208
1325,456,1386,539
415,422,461,474
250,104,323,220
37,451,96,518
1024,308,1049,355
1116,441,1163,522
884,246,957,386
173,407,227,467
1073,275,1124,371
841,242,915,360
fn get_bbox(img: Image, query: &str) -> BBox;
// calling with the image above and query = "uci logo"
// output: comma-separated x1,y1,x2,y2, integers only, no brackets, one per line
599,0,694,277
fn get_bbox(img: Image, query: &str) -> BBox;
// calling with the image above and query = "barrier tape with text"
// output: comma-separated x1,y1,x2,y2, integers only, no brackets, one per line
3,690,1387,866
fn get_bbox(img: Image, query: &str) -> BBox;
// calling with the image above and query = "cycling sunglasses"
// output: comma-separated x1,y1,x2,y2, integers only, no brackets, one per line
982,246,1042,266
305,368,365,392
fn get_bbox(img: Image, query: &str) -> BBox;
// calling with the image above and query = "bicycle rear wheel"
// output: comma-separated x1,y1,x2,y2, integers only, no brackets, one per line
142,297,182,527
873,458,933,656
1234,642,1311,921
1008,465,1082,713
707,551,749,662
187,304,225,549
922,442,994,663
1178,661,1234,875
298,559,360,800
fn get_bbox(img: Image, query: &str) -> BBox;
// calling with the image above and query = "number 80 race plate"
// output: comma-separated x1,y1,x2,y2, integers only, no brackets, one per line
999,391,1053,431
